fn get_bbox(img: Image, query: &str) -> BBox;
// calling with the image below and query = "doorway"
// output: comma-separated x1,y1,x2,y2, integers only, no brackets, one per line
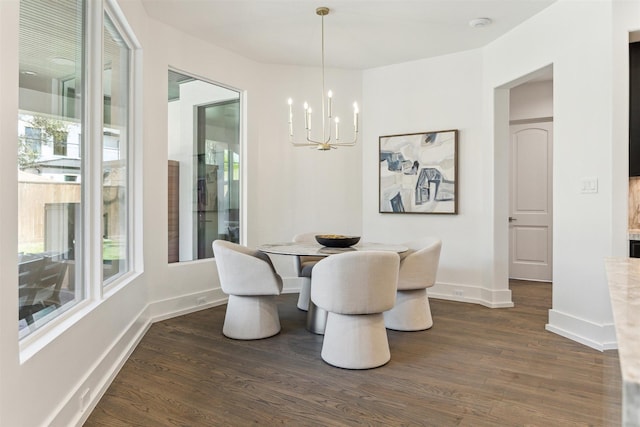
507,70,554,283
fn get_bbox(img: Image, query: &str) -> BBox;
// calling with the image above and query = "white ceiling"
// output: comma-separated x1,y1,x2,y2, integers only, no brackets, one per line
141,0,556,70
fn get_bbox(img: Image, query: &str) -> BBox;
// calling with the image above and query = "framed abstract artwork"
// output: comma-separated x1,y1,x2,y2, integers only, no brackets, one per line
379,130,458,214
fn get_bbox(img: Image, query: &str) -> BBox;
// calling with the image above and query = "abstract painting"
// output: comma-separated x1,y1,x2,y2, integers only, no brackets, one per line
379,130,458,214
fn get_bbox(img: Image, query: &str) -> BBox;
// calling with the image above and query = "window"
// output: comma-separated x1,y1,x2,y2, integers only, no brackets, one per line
18,126,42,169
24,127,42,154
18,0,85,337
102,12,130,283
53,131,69,156
168,70,241,262
18,0,136,338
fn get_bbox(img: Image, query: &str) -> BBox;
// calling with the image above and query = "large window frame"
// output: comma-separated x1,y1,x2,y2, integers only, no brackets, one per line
102,4,134,286
167,68,243,263
17,0,141,350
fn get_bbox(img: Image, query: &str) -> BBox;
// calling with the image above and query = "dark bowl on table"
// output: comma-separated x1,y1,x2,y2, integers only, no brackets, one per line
315,235,361,248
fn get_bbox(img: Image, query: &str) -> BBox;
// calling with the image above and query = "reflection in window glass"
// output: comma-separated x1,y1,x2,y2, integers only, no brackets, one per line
167,70,241,262
18,0,85,337
102,13,130,283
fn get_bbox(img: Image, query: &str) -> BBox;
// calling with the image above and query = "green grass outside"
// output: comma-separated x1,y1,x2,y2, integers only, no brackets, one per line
19,238,125,261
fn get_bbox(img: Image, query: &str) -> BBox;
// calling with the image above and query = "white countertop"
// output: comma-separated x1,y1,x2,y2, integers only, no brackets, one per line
604,257,640,426
605,258,640,383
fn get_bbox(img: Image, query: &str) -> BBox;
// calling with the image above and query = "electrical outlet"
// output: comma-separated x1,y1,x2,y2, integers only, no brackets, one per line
79,388,91,413
453,289,463,297
196,296,206,305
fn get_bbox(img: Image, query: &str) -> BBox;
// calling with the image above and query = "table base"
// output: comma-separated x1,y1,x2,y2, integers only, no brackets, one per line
306,301,327,335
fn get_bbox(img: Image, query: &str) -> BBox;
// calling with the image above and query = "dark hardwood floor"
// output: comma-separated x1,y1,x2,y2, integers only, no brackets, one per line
85,281,621,426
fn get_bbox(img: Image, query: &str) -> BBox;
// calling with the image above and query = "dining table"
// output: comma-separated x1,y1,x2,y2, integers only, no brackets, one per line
259,241,408,334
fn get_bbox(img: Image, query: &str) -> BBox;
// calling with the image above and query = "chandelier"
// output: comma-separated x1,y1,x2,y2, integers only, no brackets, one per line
288,7,359,151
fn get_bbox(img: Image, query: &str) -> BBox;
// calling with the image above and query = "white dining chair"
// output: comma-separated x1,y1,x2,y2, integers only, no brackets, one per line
311,251,399,369
212,240,283,339
384,237,442,331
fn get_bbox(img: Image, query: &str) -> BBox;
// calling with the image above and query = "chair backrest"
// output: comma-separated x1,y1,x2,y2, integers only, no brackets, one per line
398,237,442,290
212,240,282,295
18,257,45,306
311,251,399,314
19,256,45,287
36,256,68,306
292,232,325,243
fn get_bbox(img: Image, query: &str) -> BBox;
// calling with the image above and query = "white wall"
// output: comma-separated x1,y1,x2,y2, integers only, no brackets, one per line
245,62,363,281
0,1,152,425
2,0,636,425
362,0,634,350
254,63,363,245
0,2,21,426
363,49,513,307
485,0,620,349
143,11,363,305
510,80,553,121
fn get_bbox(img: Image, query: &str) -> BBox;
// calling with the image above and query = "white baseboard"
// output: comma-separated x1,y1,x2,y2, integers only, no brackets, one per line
428,282,514,308
52,307,151,427
147,288,228,323
430,284,618,350
546,309,618,351
56,288,228,427
58,281,306,426
282,276,303,294
56,281,615,426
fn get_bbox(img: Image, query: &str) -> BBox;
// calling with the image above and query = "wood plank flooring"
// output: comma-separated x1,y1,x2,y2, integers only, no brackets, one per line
85,281,621,426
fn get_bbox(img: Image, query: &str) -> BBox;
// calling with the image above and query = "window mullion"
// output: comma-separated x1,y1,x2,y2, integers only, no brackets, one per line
84,0,104,300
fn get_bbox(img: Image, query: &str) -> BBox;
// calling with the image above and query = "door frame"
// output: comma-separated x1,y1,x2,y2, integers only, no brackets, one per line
493,64,554,299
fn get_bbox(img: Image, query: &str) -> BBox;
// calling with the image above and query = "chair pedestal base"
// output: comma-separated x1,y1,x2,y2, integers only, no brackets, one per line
384,288,433,331
321,312,390,369
223,295,281,340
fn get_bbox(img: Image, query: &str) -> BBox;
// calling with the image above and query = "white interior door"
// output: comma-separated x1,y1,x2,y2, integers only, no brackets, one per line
509,122,553,282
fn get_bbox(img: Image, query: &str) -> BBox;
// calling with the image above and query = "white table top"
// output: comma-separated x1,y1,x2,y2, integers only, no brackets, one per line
258,241,408,257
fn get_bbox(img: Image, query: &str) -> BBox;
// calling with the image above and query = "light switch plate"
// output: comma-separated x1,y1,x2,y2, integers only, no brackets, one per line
581,177,598,194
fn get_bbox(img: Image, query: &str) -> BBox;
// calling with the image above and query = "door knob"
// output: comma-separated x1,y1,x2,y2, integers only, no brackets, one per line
509,217,516,222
